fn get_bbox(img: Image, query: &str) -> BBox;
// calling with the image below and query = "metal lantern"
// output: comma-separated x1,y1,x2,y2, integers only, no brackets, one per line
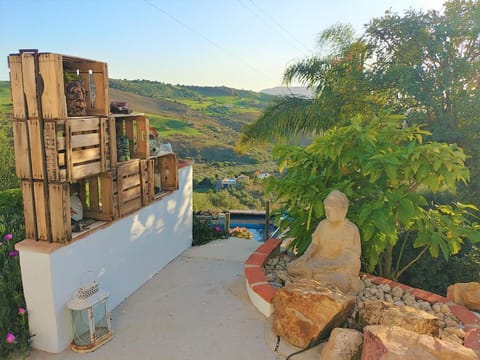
67,281,113,352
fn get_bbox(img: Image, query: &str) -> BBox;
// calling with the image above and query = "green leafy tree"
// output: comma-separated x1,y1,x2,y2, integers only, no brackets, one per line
267,114,480,279
364,0,480,200
238,24,389,149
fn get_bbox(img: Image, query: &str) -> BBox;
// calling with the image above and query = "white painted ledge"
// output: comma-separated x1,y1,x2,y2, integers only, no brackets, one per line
16,164,193,353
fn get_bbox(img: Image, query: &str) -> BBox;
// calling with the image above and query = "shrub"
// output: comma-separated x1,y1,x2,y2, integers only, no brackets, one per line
0,126,18,191
192,216,229,246
0,190,31,359
399,239,480,296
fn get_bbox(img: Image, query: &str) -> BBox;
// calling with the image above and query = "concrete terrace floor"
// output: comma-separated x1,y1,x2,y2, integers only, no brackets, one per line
23,237,274,360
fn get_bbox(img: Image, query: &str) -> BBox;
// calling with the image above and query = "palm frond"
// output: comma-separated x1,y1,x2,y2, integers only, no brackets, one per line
237,96,340,149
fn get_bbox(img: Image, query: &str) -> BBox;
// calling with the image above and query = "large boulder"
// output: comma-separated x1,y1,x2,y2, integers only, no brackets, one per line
272,279,355,348
447,282,480,311
361,325,478,360
320,328,363,360
358,300,439,336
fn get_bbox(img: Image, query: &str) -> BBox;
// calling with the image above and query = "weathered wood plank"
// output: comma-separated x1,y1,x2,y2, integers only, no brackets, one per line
33,182,48,241
8,55,26,119
118,160,140,176
71,147,101,163
49,183,71,243
122,186,142,203
159,153,178,190
38,53,67,119
136,115,149,158
65,121,73,181
71,162,102,180
70,133,100,148
28,119,45,179
93,63,109,115
21,181,36,239
120,198,142,217
69,117,101,132
100,173,115,219
108,117,117,168
12,121,31,178
20,53,38,118
121,174,141,190
100,118,106,172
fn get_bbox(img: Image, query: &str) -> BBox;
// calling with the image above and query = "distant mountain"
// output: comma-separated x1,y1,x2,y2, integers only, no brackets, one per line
260,86,313,98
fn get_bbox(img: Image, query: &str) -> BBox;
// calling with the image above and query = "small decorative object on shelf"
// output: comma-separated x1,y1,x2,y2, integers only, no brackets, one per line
116,135,130,162
110,100,130,114
67,281,113,353
64,72,88,116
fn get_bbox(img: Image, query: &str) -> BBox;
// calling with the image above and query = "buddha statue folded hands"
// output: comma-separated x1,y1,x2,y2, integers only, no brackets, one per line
287,190,364,294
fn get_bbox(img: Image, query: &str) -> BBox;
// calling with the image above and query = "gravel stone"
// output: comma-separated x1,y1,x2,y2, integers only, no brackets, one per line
262,250,465,344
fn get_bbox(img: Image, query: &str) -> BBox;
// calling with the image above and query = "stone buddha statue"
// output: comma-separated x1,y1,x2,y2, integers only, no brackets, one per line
287,190,364,294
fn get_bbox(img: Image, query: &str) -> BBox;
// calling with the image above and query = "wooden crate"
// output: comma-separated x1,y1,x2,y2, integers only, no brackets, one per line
140,158,155,206
78,172,117,221
151,153,178,194
8,52,109,120
21,180,71,242
116,160,143,217
12,119,44,179
113,114,150,161
43,117,116,182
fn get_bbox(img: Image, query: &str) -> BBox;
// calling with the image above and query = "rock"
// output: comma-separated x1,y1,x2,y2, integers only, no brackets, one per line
379,284,391,293
419,300,432,313
404,294,416,306
445,318,462,328
447,282,480,311
391,286,404,298
361,325,478,360
272,279,356,348
432,302,442,313
266,272,278,282
277,270,291,283
320,328,363,360
358,300,440,337
441,333,464,345
439,303,452,314
364,279,374,287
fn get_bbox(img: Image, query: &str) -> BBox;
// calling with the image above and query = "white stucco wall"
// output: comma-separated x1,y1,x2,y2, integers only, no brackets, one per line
17,164,193,353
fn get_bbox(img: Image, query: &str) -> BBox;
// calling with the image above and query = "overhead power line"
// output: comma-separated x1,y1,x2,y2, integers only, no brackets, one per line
239,0,312,55
142,0,279,86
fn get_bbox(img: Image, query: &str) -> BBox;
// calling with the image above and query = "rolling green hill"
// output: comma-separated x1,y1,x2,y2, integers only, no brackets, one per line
0,79,277,187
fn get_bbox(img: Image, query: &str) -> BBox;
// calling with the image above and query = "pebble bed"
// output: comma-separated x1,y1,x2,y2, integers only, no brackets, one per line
262,251,466,345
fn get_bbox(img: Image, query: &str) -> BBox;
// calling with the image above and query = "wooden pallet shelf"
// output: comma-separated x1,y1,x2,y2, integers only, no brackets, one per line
21,180,71,242
151,153,178,196
113,114,150,162
9,50,180,243
8,52,109,120
13,117,116,182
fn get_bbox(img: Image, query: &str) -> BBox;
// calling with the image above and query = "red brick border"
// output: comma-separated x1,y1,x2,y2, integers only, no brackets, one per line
244,239,480,357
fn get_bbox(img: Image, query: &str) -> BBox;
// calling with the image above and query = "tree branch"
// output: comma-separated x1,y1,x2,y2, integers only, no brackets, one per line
395,245,429,280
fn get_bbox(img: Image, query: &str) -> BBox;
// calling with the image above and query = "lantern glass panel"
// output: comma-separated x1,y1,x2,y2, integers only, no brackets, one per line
71,309,92,346
93,302,109,338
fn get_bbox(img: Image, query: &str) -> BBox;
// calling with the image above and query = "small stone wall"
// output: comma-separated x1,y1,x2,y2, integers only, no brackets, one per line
244,238,480,357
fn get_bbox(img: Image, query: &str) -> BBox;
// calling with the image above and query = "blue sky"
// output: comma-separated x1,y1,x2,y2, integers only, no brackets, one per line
0,0,444,91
